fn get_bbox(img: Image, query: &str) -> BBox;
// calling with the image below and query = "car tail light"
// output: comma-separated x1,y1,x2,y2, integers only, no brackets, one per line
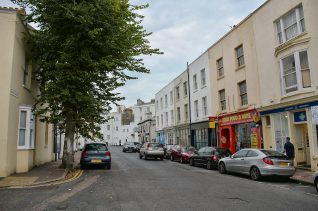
81,151,88,158
212,155,217,161
105,151,111,157
263,157,274,165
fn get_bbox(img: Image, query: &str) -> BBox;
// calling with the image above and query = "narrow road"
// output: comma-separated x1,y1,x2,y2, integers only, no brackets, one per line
0,146,317,211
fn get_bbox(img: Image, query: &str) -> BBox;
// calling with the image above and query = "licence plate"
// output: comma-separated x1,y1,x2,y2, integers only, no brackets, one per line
91,159,102,163
279,162,288,167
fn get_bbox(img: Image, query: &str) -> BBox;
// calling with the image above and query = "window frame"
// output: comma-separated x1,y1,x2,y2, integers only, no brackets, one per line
235,45,245,67
238,81,248,106
217,57,224,78
200,68,206,87
183,81,188,97
193,74,198,90
202,96,207,116
184,104,188,120
194,100,199,118
17,106,35,149
219,89,226,111
176,86,180,100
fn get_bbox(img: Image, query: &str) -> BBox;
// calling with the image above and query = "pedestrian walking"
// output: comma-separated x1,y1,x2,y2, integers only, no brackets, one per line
284,137,295,160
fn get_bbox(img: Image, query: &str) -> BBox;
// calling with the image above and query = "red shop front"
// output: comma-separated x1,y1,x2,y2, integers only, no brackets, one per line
218,109,261,153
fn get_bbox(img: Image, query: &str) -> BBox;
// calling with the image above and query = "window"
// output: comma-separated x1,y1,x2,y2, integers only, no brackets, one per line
200,69,206,87
276,5,305,44
217,58,224,77
176,86,180,100
171,110,174,123
184,104,188,120
170,91,173,104
165,95,168,108
107,135,110,140
246,150,258,157
160,98,163,109
18,106,35,149
23,58,31,88
235,45,244,67
202,97,207,116
177,107,181,123
157,116,159,126
265,116,271,126
280,50,311,94
139,107,142,113
156,101,158,110
238,81,248,106
233,150,248,158
219,89,226,111
183,82,188,96
194,100,199,118
165,112,168,126
116,126,118,131
107,125,110,130
161,114,163,126
193,74,198,90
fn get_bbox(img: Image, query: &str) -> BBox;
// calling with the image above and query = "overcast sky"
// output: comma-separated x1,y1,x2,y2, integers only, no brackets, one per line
2,0,267,109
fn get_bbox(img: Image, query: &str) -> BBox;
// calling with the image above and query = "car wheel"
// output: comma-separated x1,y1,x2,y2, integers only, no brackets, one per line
315,178,318,192
170,155,174,161
160,156,164,161
106,163,111,170
144,154,148,160
250,166,261,181
139,153,142,159
219,162,226,174
207,160,213,170
189,158,194,166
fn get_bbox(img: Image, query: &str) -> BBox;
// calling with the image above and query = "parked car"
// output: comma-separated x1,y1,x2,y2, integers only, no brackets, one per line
180,146,196,163
170,145,182,161
189,146,232,169
135,143,142,153
139,142,164,160
123,142,136,152
313,169,318,192
164,144,174,159
218,149,295,181
80,143,111,169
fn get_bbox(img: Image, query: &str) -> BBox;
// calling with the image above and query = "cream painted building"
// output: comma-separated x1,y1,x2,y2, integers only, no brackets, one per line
253,0,318,171
0,8,57,177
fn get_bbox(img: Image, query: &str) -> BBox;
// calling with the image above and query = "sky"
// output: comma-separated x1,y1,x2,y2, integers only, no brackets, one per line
1,0,267,109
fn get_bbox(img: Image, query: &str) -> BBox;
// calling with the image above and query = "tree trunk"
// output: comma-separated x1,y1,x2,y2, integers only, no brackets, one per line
62,120,75,170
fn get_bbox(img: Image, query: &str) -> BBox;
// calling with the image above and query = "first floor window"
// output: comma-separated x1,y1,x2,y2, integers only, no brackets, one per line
18,106,35,149
238,81,248,106
219,89,226,111
280,50,311,94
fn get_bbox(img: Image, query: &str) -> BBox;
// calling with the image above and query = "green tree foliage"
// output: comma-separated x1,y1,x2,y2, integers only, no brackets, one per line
13,0,161,169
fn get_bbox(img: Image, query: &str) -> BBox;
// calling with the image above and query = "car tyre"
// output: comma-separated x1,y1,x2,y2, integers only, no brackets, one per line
106,163,111,170
250,166,261,181
314,178,318,192
160,156,164,161
207,160,213,170
144,154,148,160
219,162,226,174
189,158,194,166
139,153,142,159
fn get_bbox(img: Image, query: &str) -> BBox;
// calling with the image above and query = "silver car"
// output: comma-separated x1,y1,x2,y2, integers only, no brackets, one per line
218,149,295,180
139,142,164,160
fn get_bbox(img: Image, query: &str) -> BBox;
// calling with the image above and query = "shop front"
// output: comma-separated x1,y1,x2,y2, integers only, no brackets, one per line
191,121,217,149
260,101,318,170
218,109,261,153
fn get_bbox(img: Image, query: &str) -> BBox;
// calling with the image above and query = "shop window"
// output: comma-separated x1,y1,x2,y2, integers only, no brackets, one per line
236,123,255,149
18,106,35,149
273,112,289,153
265,116,271,126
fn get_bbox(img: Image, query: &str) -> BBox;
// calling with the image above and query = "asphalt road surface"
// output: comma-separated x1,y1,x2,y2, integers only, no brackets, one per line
0,146,317,211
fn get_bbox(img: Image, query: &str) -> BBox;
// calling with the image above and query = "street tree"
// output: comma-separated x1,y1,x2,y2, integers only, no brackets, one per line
13,0,161,169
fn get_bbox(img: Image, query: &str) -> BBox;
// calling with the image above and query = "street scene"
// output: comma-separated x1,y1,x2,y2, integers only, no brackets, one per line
0,147,318,210
1,0,318,210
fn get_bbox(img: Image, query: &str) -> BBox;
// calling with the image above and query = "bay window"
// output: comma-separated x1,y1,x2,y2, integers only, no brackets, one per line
18,106,35,149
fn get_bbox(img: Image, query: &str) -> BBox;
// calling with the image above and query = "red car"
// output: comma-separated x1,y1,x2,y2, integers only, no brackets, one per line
170,145,196,163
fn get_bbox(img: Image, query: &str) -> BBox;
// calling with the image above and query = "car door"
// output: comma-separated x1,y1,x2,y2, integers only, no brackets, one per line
140,143,147,155
194,147,206,165
242,150,260,174
202,147,213,165
226,149,248,173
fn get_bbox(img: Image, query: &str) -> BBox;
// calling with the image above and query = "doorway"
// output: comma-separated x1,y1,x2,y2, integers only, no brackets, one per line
295,124,311,167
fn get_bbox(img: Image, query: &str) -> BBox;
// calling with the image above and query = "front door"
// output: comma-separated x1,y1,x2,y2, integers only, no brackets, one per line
295,124,311,167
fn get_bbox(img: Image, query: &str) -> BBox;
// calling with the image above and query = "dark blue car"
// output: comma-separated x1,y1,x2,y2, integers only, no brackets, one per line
80,143,111,169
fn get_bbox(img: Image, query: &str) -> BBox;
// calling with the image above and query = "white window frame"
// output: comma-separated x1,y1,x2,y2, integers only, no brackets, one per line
200,69,206,87
217,58,224,78
177,107,181,123
171,110,174,124
276,5,305,44
165,94,168,108
170,90,173,105
202,97,207,116
238,81,248,106
165,112,168,126
18,106,35,149
184,104,188,120
183,82,188,97
219,89,226,111
193,74,198,90
194,100,199,118
279,50,311,95
176,86,180,100
235,45,244,67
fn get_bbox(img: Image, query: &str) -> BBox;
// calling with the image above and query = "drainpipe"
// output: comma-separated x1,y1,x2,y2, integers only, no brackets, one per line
187,62,192,147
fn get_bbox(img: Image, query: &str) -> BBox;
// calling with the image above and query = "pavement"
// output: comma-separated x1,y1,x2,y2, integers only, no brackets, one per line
0,152,82,188
0,151,315,188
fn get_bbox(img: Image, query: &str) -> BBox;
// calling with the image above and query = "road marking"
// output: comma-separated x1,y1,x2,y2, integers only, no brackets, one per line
304,192,318,198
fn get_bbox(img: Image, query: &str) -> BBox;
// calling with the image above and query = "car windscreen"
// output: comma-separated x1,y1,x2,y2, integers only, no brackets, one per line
260,150,286,157
126,142,135,146
150,143,161,148
85,144,107,151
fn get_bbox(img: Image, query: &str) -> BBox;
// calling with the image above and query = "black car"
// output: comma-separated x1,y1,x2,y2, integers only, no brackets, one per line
189,147,232,170
80,143,111,169
135,143,142,153
123,142,137,152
